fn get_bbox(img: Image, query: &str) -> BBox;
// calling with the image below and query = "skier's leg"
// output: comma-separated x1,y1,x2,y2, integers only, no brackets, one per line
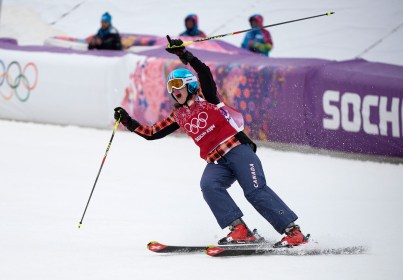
224,144,298,234
200,162,243,229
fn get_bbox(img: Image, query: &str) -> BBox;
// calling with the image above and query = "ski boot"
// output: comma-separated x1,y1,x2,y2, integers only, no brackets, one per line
218,219,264,245
274,224,310,248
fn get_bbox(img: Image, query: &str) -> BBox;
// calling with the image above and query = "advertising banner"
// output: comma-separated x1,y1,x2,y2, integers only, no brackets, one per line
0,44,142,128
304,59,403,157
1,38,403,157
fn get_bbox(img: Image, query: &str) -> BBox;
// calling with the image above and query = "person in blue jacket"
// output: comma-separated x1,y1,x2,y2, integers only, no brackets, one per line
180,14,207,37
88,12,122,50
241,14,273,56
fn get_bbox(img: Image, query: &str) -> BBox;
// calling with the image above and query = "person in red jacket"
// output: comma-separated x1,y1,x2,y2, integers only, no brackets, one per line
114,36,308,247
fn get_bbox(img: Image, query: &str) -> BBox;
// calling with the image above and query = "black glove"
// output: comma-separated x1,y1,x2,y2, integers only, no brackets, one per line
114,107,130,124
165,35,194,65
166,35,185,55
114,107,140,131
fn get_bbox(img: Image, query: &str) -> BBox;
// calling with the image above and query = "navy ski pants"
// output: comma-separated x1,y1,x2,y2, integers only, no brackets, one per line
200,144,298,234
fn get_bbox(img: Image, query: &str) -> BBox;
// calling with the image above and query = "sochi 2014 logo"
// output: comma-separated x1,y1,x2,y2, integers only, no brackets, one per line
0,60,39,102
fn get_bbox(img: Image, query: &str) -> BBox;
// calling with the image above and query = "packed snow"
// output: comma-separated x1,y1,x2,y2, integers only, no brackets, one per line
1,1,403,280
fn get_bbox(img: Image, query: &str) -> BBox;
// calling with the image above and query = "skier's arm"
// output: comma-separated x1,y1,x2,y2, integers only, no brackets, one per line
187,53,220,105
133,112,180,140
114,107,179,140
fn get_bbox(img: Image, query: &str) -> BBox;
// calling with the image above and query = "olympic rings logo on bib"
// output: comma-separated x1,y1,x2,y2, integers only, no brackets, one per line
184,112,208,134
0,60,39,102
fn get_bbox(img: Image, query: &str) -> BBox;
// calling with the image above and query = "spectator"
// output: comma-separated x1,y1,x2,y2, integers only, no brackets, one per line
88,12,122,50
241,14,273,56
180,14,207,37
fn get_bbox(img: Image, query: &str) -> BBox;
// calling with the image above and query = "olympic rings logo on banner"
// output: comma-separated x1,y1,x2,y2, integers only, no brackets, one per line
184,112,208,134
0,60,39,102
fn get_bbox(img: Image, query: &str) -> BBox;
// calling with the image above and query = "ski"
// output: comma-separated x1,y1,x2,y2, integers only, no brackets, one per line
206,244,367,257
147,241,367,257
147,240,273,254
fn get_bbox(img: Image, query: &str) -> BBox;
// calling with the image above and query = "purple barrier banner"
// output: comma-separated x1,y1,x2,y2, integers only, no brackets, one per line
123,46,403,157
304,59,403,157
1,36,403,158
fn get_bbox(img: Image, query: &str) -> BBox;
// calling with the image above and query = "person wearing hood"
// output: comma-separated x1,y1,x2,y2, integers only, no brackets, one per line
241,14,273,56
88,12,122,50
180,14,206,37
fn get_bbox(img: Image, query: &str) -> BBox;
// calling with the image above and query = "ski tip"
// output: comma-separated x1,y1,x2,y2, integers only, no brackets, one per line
327,11,335,16
147,241,167,252
205,246,225,257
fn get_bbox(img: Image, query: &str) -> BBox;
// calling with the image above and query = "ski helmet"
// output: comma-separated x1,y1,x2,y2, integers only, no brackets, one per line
166,68,199,96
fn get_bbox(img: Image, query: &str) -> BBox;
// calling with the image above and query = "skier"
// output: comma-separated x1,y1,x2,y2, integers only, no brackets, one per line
241,14,273,56
88,12,122,50
179,14,207,37
114,36,308,247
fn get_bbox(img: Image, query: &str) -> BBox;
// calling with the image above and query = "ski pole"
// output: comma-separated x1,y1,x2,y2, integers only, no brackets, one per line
78,117,120,228
168,11,335,48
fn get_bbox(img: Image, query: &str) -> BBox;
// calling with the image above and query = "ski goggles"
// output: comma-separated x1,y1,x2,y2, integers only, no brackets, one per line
166,77,198,94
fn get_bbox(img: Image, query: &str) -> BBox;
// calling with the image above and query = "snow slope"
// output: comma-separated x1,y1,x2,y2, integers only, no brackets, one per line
0,120,403,280
1,1,403,279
